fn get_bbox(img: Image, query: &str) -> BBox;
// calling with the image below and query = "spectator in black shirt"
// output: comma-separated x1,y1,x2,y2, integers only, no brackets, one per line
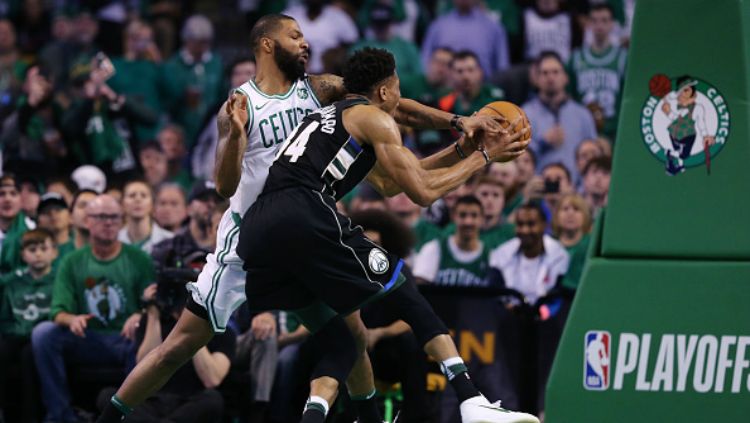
151,180,226,268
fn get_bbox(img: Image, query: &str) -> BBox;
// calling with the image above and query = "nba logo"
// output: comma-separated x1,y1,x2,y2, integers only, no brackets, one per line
583,331,610,390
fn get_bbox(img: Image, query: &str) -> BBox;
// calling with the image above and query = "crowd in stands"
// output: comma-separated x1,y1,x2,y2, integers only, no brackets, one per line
0,0,630,422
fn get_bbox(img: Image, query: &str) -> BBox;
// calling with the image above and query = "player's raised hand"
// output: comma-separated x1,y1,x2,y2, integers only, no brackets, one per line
482,116,531,163
460,113,507,140
226,92,249,135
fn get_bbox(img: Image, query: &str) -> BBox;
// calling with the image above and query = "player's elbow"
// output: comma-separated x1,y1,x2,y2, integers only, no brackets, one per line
214,179,236,199
200,374,224,389
410,191,436,208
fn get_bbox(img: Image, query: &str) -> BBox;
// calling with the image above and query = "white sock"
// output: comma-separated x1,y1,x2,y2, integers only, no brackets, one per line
305,395,330,416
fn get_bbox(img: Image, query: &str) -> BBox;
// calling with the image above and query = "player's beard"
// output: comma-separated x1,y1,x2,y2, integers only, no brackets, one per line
273,41,306,81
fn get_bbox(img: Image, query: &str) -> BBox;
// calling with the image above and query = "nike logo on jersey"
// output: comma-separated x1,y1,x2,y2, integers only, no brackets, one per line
255,102,269,110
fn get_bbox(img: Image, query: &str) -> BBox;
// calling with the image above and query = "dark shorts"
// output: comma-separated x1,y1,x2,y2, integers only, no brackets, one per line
237,187,405,331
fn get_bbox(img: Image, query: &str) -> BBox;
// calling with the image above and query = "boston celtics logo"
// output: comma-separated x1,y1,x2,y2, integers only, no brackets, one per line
640,75,730,175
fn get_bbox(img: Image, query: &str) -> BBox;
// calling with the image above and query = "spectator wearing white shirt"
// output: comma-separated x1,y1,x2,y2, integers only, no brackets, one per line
283,0,359,73
489,201,568,304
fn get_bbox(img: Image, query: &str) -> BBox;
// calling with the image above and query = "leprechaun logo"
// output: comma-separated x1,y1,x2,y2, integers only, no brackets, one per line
640,75,730,175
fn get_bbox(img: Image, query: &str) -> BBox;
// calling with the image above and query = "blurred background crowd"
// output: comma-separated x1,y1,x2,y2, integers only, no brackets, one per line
0,0,629,422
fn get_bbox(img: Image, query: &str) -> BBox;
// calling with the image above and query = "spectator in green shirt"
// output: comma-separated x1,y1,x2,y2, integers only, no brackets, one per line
36,192,76,261
109,19,164,143
0,228,58,422
552,193,592,290
31,194,155,423
160,15,224,147
437,50,504,117
350,4,422,86
0,174,36,273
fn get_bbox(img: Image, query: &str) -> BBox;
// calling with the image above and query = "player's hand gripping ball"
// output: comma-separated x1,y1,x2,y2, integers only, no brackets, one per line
476,101,532,163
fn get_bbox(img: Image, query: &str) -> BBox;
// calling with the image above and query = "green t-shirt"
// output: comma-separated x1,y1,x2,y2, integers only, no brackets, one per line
109,58,162,142
160,52,224,147
439,84,505,117
441,222,515,250
351,37,422,81
413,219,441,252
0,269,55,338
53,238,76,269
502,194,523,220
50,244,155,334
433,236,490,287
561,234,591,290
0,212,34,273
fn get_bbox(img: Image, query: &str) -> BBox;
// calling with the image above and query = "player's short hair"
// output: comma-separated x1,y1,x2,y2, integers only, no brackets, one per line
450,50,481,68
590,3,615,18
249,14,295,52
583,156,612,176
22,228,55,250
343,47,396,95
453,195,483,213
518,200,547,223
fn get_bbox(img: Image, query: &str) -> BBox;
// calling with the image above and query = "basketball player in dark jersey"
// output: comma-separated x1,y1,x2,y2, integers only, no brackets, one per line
97,15,509,423
238,48,537,423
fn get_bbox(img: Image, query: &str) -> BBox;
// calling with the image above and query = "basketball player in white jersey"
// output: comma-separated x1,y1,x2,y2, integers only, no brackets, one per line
97,14,505,423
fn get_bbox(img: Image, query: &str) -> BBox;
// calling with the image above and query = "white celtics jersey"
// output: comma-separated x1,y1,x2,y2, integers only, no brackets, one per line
230,77,321,215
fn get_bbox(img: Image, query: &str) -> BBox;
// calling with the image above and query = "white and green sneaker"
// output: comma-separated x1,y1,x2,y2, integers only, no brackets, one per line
460,395,539,423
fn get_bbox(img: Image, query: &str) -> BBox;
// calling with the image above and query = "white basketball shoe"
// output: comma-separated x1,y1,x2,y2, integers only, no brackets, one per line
460,395,540,423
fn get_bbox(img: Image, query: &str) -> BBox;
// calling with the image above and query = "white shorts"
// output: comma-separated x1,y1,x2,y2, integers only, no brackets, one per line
187,209,246,332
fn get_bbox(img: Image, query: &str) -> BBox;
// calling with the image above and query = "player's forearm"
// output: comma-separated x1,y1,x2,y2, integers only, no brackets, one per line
410,152,487,206
394,98,455,130
192,347,230,388
214,126,247,198
419,135,475,170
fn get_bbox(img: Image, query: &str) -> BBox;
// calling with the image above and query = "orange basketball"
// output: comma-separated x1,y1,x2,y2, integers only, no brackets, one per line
477,101,531,142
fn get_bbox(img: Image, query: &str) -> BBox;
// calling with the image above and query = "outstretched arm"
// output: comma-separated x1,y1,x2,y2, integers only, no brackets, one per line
353,107,527,205
309,74,503,137
214,93,249,198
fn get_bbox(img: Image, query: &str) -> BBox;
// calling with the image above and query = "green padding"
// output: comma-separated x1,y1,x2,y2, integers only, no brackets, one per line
546,258,750,422
601,0,750,259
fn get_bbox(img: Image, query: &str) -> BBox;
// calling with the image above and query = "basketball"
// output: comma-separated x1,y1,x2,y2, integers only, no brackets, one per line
649,74,672,97
477,101,532,142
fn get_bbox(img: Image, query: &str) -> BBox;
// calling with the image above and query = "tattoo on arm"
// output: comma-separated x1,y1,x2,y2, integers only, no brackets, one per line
310,74,347,105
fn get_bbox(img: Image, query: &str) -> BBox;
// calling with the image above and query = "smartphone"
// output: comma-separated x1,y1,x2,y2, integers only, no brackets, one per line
543,179,560,194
